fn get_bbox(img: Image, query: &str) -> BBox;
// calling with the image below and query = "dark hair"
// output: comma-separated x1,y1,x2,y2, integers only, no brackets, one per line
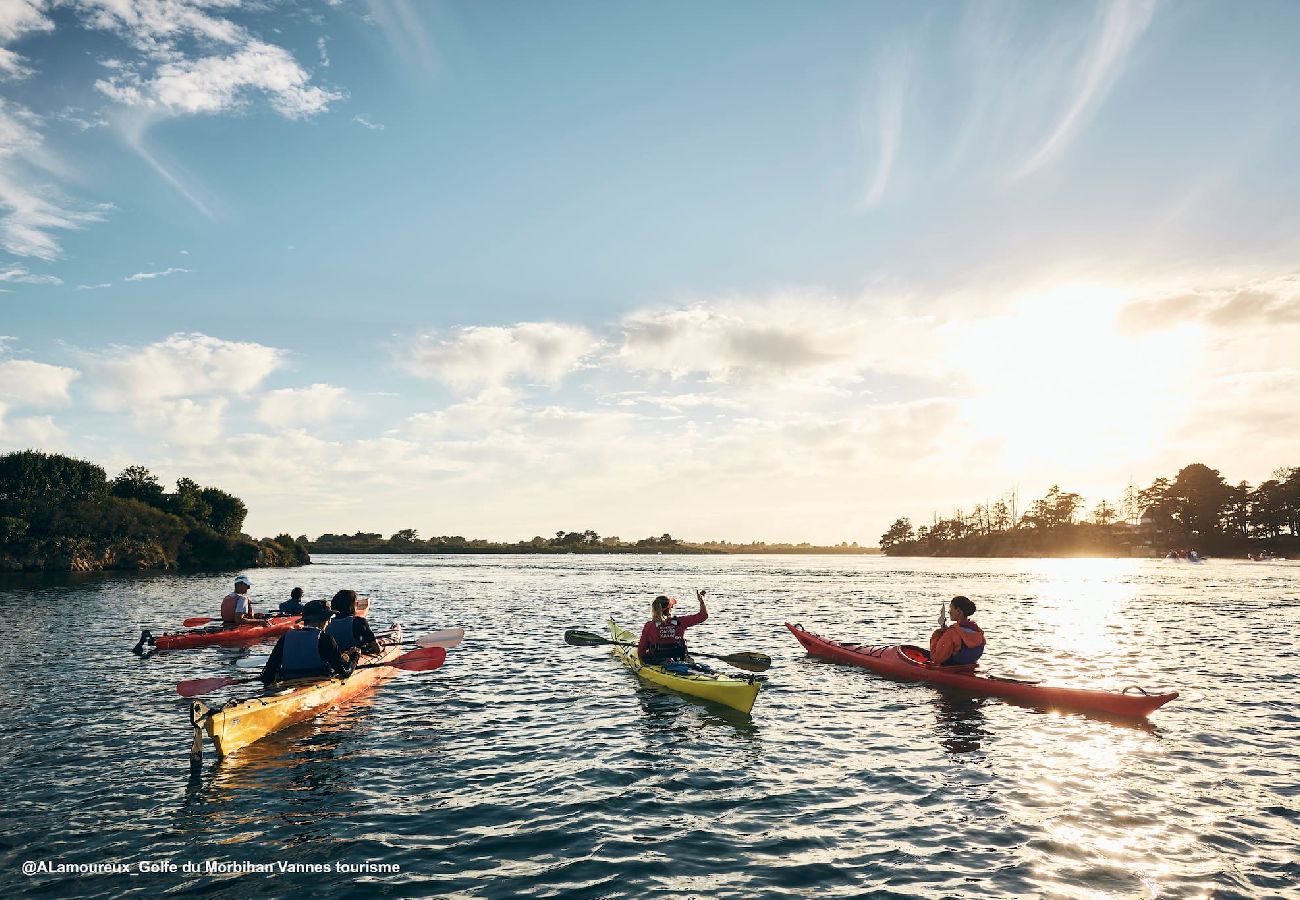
951,595,976,616
331,589,358,616
654,595,671,610
302,599,332,623
291,587,304,600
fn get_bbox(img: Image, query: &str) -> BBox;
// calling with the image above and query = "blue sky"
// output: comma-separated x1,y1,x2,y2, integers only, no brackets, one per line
2,1,1299,542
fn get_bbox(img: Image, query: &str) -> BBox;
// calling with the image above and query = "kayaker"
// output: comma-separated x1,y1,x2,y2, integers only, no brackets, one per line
326,589,380,655
260,599,353,685
220,575,268,628
637,589,710,671
928,595,985,667
278,586,306,615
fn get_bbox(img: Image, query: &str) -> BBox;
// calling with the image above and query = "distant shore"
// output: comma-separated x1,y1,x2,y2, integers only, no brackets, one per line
308,532,879,556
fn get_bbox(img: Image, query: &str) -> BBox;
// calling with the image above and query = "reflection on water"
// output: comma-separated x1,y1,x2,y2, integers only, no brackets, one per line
6,555,1300,898
928,690,989,756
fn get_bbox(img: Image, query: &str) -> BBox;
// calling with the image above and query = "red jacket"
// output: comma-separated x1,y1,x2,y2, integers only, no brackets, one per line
637,610,707,660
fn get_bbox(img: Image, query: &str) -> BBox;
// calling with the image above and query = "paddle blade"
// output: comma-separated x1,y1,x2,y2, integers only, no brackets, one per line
389,646,447,672
182,616,216,627
717,651,772,673
177,675,241,698
564,628,611,648
415,628,465,649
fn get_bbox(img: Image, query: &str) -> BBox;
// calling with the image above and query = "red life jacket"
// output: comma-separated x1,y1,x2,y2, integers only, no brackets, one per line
220,592,253,624
648,617,687,657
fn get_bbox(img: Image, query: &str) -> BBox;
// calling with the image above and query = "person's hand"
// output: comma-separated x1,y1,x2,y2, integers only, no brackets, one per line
697,589,706,601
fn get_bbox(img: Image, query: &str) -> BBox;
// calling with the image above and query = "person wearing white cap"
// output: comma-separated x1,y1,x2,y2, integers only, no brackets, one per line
219,574,268,627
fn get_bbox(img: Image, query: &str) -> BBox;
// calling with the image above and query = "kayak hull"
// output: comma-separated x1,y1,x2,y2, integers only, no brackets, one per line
609,618,761,715
785,623,1176,719
190,624,404,759
145,616,301,652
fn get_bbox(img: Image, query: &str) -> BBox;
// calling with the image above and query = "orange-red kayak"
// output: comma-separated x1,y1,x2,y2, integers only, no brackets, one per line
136,616,301,652
785,622,1176,719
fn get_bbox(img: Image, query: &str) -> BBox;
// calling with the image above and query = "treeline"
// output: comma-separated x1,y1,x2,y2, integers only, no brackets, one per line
0,451,310,572
880,462,1300,558
309,529,874,555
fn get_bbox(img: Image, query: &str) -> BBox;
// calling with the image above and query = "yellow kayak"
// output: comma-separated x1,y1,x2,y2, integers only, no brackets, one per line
189,624,404,761
608,618,761,715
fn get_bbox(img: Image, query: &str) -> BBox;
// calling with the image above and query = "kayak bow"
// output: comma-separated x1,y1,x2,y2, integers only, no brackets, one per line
136,615,301,653
786,623,1176,719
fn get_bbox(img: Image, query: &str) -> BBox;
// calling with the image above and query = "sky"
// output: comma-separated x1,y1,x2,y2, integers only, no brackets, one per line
1,0,1299,544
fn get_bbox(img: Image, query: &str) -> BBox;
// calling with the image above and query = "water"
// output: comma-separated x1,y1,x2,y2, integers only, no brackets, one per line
2,554,1298,898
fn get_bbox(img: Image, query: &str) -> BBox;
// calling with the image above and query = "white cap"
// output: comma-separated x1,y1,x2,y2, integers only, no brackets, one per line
234,574,253,587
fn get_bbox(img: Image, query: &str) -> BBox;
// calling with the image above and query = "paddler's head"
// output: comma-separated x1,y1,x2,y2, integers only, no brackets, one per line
949,595,976,622
301,599,333,627
331,589,359,616
234,574,252,595
652,594,677,622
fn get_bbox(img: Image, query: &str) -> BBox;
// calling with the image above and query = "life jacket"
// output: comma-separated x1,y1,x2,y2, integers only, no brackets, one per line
646,617,687,660
281,627,331,678
220,592,252,624
947,622,986,665
325,616,359,652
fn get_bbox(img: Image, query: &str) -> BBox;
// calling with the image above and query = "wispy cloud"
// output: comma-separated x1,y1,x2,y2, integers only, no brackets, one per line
317,35,330,68
124,266,188,281
860,42,912,209
0,264,62,285
0,99,108,259
353,114,384,131
365,0,441,81
77,282,112,290
0,0,53,80
1014,0,1158,177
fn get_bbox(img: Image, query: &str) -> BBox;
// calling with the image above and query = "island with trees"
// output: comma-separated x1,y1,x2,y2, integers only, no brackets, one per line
308,531,876,555
0,450,310,572
878,462,1299,558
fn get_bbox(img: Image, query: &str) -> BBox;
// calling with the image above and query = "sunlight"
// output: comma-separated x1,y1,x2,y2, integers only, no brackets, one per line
947,283,1205,470
1025,558,1141,658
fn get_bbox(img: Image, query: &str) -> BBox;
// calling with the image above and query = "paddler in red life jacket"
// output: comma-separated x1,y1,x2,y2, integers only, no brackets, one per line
928,595,986,666
326,589,380,656
637,590,709,671
220,574,269,628
259,599,354,685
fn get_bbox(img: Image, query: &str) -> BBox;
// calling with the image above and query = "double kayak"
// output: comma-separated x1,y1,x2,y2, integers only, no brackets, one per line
609,618,762,715
786,623,1176,719
136,615,301,653
189,624,405,761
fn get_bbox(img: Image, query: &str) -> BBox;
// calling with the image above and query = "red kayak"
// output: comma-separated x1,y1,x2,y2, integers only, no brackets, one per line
135,616,301,653
785,623,1177,719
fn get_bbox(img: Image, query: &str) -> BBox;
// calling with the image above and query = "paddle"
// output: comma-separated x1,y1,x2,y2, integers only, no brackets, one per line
176,645,448,697
180,615,282,628
563,628,771,673
233,629,465,669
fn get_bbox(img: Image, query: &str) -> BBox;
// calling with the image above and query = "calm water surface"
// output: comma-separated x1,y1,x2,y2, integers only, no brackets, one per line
1,555,1298,898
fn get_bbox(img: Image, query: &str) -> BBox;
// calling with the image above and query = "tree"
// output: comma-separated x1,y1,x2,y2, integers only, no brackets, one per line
1091,501,1117,526
111,465,166,508
0,451,109,518
879,517,915,552
1022,485,1082,528
169,477,212,523
1168,463,1231,536
199,487,247,537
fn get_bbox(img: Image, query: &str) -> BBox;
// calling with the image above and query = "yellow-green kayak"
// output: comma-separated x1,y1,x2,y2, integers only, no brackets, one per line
608,618,762,715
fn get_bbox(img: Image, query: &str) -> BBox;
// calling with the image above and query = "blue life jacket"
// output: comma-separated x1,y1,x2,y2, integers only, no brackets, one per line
281,627,331,678
947,624,986,665
325,616,358,652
